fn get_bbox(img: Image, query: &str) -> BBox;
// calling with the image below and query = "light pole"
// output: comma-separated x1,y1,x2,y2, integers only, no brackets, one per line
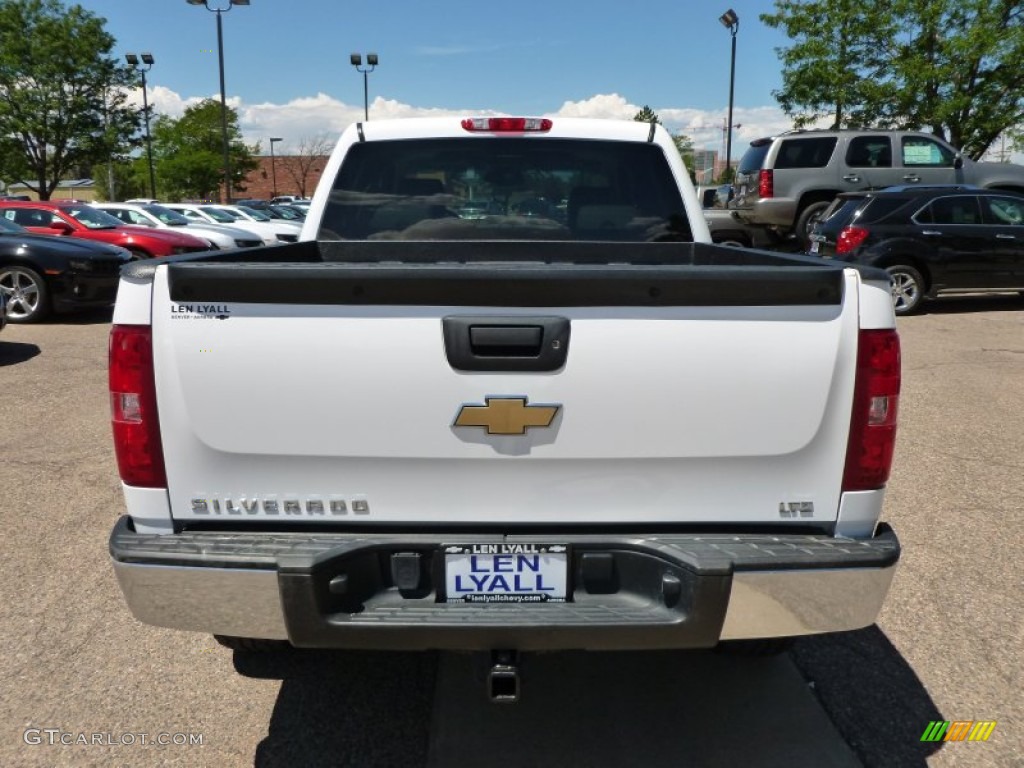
187,0,249,202
268,137,282,198
125,53,156,199
350,53,378,121
719,8,739,184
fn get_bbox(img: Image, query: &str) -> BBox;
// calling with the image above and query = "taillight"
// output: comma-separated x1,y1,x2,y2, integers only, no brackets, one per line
843,329,900,492
109,324,166,488
758,169,773,198
837,226,870,254
461,117,552,133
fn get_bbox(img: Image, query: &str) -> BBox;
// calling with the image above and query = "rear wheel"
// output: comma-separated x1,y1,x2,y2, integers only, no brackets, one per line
795,201,833,249
885,264,925,315
0,265,50,323
713,235,750,248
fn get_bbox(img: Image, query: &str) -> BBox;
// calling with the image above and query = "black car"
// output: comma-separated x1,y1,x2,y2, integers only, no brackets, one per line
0,216,131,323
809,185,1024,314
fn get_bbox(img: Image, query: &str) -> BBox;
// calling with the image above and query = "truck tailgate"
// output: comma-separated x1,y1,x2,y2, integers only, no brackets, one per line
147,248,861,527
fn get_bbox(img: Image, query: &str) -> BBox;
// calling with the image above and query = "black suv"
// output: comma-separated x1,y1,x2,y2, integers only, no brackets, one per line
809,186,1024,314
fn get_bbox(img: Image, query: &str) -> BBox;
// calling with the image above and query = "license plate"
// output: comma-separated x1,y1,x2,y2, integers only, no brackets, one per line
443,544,568,603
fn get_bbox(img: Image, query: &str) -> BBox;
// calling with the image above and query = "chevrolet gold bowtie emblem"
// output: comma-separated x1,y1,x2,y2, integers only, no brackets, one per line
454,397,560,435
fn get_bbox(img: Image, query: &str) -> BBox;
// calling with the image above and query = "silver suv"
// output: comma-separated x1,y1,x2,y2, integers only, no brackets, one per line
730,129,1024,246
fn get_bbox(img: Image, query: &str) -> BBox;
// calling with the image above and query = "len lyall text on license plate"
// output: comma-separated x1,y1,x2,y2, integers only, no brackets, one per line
443,543,568,603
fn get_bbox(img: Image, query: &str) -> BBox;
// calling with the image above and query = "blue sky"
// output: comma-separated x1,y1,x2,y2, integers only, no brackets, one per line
78,1,801,154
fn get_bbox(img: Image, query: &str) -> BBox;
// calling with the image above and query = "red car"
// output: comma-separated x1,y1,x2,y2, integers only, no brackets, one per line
0,201,211,259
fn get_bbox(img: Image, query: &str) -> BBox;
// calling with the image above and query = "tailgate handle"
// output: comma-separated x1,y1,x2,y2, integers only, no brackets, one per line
443,316,570,372
470,325,543,356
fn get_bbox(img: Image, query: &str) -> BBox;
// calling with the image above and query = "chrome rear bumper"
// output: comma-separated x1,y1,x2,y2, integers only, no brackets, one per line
110,517,899,650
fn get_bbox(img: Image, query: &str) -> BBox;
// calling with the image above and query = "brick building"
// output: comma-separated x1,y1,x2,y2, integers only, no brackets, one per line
239,155,330,201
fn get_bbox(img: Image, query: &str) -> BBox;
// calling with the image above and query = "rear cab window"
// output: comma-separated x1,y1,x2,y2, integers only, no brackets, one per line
318,138,690,242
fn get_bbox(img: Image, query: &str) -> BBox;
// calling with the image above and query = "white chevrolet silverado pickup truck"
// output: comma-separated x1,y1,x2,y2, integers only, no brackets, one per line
108,117,901,691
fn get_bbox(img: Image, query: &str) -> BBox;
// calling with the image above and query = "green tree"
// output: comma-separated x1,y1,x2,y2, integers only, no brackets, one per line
93,157,148,202
885,0,1024,158
0,0,138,199
761,0,898,130
633,108,696,172
633,106,660,124
150,99,258,201
673,133,695,172
762,0,1024,159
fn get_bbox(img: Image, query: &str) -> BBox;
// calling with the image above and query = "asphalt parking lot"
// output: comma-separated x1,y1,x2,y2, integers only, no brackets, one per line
0,296,1021,768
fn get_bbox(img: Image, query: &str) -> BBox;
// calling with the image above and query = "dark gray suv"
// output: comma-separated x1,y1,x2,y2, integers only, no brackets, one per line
730,129,1024,246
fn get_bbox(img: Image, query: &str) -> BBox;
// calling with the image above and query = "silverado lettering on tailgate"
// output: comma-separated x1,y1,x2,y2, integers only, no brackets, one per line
190,496,369,515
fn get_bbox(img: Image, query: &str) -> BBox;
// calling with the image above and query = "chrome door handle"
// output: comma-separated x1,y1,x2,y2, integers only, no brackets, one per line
903,174,921,182
995,234,1016,240
842,174,861,183
921,230,943,236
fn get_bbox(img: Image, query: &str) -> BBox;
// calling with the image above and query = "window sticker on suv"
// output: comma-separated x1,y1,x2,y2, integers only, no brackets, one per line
901,138,955,167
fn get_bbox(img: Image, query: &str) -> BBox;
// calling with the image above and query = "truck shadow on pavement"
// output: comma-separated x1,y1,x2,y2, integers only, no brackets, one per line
790,625,946,768
235,625,943,768
237,649,438,768
0,340,40,367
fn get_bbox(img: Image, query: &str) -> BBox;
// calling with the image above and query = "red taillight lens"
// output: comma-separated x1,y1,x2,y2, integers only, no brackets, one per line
758,169,773,198
109,324,166,488
461,117,552,133
837,226,870,254
843,329,901,492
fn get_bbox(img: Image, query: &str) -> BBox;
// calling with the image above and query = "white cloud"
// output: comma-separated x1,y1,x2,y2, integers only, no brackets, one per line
552,93,639,121
139,88,805,157
548,94,798,151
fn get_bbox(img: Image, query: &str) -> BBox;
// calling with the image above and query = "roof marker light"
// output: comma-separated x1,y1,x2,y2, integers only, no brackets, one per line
461,117,553,133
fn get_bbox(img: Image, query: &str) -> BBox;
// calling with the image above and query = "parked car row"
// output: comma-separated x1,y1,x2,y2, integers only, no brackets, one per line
164,204,300,245
94,203,264,250
4,173,1020,322
0,198,298,323
0,215,131,323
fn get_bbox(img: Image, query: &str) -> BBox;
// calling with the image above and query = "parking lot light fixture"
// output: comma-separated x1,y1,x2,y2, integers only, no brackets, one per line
350,53,378,121
719,8,739,184
125,52,157,199
269,137,282,199
186,0,250,202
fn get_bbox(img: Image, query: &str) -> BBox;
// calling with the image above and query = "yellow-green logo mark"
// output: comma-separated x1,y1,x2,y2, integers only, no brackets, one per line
921,721,997,742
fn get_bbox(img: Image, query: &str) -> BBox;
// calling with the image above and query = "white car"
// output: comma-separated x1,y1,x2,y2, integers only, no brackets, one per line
216,205,302,242
164,204,294,246
95,203,264,250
